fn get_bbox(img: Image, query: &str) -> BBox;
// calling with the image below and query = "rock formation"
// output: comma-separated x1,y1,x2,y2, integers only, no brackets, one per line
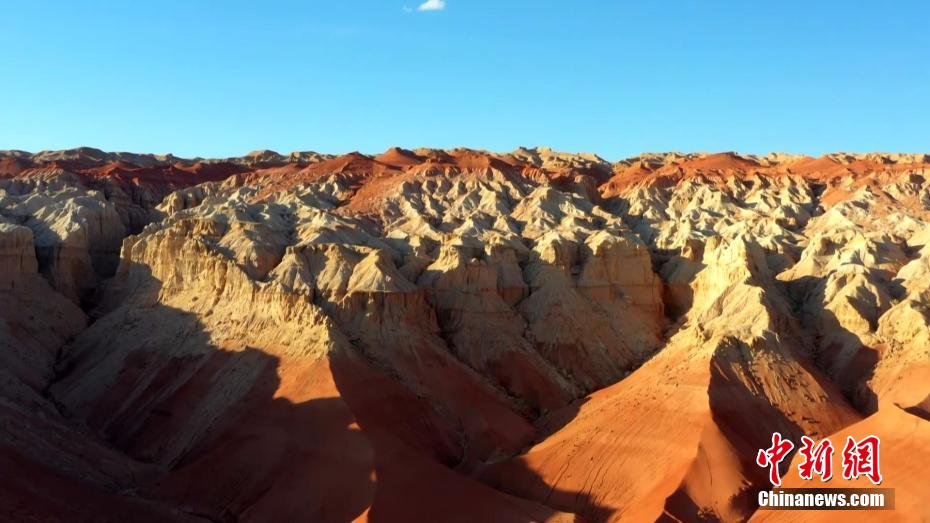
0,148,928,521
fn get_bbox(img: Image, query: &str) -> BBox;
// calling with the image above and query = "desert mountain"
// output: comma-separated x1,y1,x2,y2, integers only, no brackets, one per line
1,148,928,521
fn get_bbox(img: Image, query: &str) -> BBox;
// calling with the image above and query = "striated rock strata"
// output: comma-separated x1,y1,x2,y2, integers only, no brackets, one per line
0,148,929,521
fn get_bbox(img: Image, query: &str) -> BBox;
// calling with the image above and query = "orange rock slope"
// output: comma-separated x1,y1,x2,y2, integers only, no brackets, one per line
0,147,929,521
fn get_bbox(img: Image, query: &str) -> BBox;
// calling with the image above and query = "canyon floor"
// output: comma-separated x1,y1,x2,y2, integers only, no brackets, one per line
1,147,928,522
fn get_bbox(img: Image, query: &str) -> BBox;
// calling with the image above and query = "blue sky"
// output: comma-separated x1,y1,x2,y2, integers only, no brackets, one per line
2,1,928,159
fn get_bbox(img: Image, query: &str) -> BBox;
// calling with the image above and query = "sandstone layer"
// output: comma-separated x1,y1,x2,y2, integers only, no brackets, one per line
1,148,929,521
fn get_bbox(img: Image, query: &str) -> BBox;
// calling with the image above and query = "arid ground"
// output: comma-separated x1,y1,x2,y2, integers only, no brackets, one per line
1,147,928,521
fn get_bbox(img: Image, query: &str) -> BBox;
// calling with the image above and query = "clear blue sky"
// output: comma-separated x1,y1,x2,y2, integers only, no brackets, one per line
2,1,928,159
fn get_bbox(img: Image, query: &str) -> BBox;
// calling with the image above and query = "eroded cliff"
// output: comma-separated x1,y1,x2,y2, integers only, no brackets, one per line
1,147,929,522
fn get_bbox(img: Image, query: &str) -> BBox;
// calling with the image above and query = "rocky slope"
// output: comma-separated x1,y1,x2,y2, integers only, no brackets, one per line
1,148,928,521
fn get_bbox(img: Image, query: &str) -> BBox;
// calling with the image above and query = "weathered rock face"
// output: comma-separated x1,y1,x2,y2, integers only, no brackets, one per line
1,148,930,521
482,236,861,521
0,223,38,285
0,221,86,390
0,221,189,522
0,176,125,304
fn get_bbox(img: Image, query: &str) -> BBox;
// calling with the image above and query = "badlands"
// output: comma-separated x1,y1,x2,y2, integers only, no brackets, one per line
0,146,928,522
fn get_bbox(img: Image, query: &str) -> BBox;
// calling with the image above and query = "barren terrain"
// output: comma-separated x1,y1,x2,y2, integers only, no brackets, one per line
1,147,928,521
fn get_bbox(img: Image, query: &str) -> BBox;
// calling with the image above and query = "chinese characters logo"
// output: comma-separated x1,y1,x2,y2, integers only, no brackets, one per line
756,432,882,486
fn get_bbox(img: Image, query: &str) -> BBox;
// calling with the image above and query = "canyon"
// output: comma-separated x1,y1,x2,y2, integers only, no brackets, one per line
1,146,928,522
